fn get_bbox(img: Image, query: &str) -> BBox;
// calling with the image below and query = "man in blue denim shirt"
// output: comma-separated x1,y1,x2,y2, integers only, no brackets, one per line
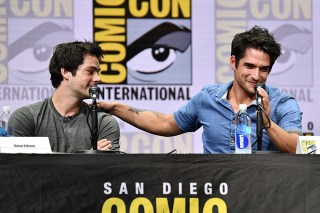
98,26,302,153
174,81,302,153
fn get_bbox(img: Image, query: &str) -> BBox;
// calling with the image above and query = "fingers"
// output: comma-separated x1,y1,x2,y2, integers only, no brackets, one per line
257,88,271,126
96,102,107,113
96,102,108,112
257,88,269,104
96,101,102,108
97,139,112,151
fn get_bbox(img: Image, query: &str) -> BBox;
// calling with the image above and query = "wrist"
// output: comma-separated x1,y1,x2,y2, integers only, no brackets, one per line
264,120,272,129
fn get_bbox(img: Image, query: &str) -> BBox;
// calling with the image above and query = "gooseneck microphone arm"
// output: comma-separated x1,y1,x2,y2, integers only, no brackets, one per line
89,86,99,150
255,83,264,151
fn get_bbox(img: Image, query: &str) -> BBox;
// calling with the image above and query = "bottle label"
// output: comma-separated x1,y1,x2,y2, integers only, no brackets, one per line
0,127,6,137
0,126,12,137
236,125,251,149
236,134,249,149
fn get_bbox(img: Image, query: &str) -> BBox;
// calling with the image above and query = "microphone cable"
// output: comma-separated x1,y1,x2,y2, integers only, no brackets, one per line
251,102,271,147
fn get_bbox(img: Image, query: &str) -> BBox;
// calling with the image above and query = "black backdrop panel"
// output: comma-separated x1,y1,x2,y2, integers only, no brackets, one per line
0,153,319,213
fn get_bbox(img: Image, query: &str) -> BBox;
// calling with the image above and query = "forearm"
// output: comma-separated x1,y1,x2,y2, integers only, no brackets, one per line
111,103,181,136
266,121,299,153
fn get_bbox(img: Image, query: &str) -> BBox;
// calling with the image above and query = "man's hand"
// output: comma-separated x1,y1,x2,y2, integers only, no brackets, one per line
256,87,271,127
96,101,115,114
97,139,112,151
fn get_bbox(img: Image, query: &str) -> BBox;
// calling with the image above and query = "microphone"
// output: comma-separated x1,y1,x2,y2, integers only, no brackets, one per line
89,86,100,99
254,83,265,105
89,86,99,150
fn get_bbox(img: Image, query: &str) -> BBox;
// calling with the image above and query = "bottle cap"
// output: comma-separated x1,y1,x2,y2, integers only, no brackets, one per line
239,104,247,111
2,106,10,113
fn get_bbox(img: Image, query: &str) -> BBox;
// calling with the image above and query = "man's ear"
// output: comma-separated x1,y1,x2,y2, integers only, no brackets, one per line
230,55,236,71
61,68,70,80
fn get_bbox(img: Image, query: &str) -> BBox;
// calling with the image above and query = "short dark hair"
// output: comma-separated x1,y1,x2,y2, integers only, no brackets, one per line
231,26,281,71
49,40,104,88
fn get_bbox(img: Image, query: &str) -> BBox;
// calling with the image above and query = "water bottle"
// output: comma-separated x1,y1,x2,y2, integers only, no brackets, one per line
235,104,252,154
0,106,12,137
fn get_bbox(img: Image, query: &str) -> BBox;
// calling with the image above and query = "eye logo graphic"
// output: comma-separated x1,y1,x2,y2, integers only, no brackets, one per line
126,21,191,85
268,24,312,86
271,24,312,75
8,22,73,84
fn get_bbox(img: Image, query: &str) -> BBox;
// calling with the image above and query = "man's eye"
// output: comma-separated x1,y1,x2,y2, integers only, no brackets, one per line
88,70,98,75
261,68,270,72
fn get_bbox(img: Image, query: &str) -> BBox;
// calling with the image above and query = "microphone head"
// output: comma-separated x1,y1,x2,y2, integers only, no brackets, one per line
254,83,265,92
89,86,100,99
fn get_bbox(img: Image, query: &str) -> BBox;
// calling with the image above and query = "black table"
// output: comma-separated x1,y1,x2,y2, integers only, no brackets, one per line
0,153,318,213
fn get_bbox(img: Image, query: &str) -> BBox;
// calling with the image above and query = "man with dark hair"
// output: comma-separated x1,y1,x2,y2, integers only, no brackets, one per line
96,26,302,153
9,41,120,153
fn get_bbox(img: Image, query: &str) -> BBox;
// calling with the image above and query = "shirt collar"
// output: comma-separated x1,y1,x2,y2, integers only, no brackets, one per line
222,82,258,106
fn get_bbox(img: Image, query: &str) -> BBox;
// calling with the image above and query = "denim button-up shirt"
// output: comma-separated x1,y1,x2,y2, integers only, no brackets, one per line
174,82,302,153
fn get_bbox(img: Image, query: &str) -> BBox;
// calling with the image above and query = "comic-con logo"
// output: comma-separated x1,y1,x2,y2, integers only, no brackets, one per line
93,0,191,85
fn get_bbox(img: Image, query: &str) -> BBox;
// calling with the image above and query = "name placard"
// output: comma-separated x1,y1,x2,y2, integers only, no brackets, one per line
0,137,52,154
296,136,320,154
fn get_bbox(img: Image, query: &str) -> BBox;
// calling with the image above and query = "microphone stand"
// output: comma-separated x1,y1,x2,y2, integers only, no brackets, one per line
91,98,98,150
256,101,263,151
77,86,121,154
253,84,280,154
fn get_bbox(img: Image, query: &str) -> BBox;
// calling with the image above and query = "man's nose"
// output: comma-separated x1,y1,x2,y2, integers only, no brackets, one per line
251,68,260,80
93,72,101,83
